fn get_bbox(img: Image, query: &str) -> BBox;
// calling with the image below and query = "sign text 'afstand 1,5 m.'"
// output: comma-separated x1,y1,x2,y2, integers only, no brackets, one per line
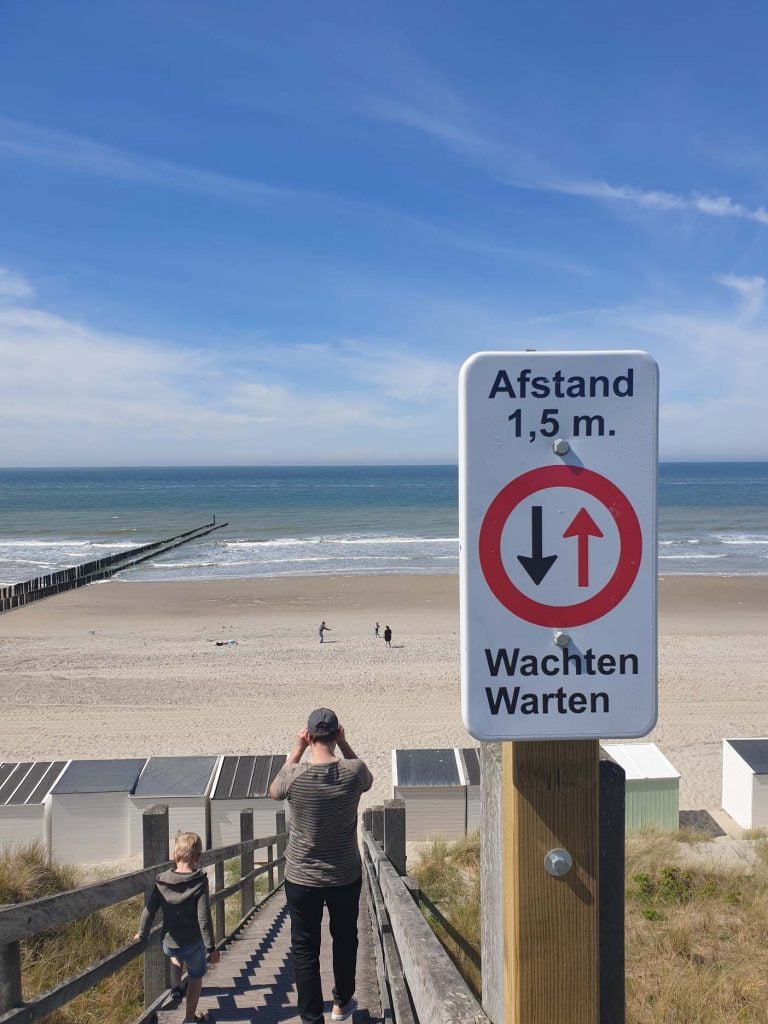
459,351,658,741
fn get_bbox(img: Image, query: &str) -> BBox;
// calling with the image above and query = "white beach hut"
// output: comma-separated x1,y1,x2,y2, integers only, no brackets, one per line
722,738,768,830
601,743,680,830
129,756,220,856
0,761,69,854
459,748,481,833
210,754,287,849
50,759,146,864
392,748,466,841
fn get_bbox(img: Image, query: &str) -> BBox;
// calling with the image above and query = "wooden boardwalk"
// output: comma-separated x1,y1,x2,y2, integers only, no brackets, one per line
157,888,382,1024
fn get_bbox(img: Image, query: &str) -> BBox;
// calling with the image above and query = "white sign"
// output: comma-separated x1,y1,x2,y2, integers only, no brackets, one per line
459,350,658,741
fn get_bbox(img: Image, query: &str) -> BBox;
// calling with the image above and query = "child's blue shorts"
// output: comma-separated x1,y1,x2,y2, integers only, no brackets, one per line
163,939,208,978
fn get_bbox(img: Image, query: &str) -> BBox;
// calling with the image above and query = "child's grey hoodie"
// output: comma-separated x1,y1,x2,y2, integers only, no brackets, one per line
137,868,215,952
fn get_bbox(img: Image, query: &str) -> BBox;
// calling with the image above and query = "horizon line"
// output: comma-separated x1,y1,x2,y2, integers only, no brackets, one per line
1,459,767,471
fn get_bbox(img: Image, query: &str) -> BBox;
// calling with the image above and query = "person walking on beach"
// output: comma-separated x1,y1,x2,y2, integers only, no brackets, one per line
383,625,392,648
134,831,219,1023
374,622,379,638
318,620,331,643
269,709,373,1023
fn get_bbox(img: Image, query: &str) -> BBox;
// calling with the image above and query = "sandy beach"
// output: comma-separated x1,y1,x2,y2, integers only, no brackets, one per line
1,574,767,815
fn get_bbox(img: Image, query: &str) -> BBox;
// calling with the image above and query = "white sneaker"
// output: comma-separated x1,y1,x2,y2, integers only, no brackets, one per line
331,996,357,1020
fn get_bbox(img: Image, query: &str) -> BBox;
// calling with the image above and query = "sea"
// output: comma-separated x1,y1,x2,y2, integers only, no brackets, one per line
0,463,766,585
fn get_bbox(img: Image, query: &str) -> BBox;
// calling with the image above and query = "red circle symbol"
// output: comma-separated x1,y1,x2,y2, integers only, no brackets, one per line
479,465,642,627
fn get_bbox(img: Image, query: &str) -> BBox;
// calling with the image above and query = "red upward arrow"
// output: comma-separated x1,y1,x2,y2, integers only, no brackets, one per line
563,508,604,588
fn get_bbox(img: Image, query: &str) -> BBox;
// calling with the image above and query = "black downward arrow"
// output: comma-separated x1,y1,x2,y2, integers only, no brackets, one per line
517,505,558,585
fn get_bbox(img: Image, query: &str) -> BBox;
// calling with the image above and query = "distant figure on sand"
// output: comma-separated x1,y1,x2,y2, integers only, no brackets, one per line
374,622,380,637
269,708,373,1024
134,831,219,1023
319,621,331,643
383,625,392,647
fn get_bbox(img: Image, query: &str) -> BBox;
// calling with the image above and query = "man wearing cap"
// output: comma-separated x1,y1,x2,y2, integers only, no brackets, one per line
269,708,373,1024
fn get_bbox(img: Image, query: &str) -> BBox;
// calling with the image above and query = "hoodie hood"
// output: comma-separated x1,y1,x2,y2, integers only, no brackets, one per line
155,868,208,906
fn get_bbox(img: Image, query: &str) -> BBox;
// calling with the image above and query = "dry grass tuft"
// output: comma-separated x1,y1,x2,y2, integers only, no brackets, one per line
1,843,143,1024
413,827,768,1022
625,835,768,1022
412,832,481,997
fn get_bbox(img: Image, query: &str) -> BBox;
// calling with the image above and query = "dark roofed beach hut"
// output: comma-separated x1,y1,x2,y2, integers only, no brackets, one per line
0,760,69,854
210,754,287,848
50,758,147,864
129,756,220,855
391,748,466,840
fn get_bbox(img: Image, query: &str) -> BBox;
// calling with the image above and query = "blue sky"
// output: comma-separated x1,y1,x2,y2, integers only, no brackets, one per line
2,1,768,465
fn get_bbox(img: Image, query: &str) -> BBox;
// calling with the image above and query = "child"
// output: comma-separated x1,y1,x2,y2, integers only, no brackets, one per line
134,831,220,1023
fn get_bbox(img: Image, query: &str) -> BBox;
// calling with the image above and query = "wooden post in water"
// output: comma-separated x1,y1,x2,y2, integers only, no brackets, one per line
240,809,254,917
142,804,170,1007
481,741,599,1024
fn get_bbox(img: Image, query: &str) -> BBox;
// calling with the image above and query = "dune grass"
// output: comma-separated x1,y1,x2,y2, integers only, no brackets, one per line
0,842,143,1024
412,828,768,1022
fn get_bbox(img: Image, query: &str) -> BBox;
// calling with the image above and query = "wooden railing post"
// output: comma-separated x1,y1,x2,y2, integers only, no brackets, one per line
214,861,225,943
362,807,373,834
142,805,169,1007
371,805,384,845
0,940,23,1015
240,809,254,918
276,811,287,885
599,755,626,1024
267,845,275,891
384,798,407,876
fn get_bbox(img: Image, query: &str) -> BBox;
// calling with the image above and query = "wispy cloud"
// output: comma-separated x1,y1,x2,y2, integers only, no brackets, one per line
0,271,456,465
714,273,766,323
0,116,295,203
0,267,34,300
362,97,492,160
358,81,768,230
0,115,585,275
552,178,768,226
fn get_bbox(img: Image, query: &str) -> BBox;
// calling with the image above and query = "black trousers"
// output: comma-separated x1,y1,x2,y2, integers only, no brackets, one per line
284,877,362,1024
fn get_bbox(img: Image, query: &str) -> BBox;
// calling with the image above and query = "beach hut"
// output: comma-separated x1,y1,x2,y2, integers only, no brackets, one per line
210,754,287,849
129,756,220,856
459,748,481,833
722,738,768,829
50,759,146,864
0,761,69,854
601,743,680,830
392,748,466,841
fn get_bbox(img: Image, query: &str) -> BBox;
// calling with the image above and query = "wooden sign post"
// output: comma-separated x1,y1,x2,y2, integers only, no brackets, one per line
460,351,658,1024
481,741,599,1024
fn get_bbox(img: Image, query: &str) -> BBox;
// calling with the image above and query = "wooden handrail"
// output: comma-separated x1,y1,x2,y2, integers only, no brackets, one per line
0,810,288,1024
362,827,489,1024
0,832,282,945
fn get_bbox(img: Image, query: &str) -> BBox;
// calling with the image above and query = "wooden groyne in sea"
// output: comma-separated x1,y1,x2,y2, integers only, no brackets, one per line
0,518,228,613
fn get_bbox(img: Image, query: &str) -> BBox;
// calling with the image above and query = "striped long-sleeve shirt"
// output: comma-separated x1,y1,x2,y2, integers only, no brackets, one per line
270,758,373,886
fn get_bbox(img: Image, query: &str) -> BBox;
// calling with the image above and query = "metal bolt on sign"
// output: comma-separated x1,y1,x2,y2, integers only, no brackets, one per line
552,438,570,455
553,631,571,647
544,848,573,877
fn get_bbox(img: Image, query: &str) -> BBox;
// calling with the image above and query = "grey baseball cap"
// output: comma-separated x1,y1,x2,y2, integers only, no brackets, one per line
307,707,339,735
